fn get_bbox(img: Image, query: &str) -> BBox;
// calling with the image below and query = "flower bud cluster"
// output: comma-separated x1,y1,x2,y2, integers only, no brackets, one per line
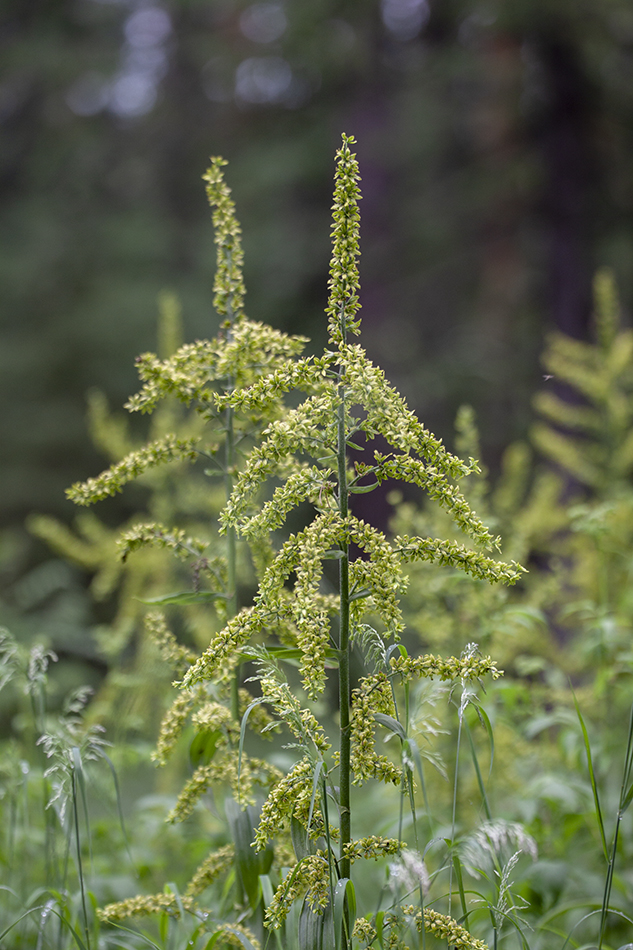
185,843,236,896
396,534,524,585
211,924,262,949
145,611,197,675
67,436,199,506
349,673,402,786
167,754,281,822
152,686,207,766
265,852,330,929
128,321,308,417
342,835,401,862
373,452,496,546
254,756,328,852
221,393,338,531
118,522,209,563
98,893,196,921
353,916,377,945
390,651,503,682
326,134,362,343
396,905,491,949
203,156,246,320
348,518,406,639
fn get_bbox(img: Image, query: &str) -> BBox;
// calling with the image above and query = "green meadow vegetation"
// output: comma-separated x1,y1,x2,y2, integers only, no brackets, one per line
3,136,633,950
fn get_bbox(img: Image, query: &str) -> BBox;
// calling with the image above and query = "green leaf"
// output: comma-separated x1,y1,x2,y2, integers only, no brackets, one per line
349,587,371,602
349,481,380,494
290,816,313,862
299,898,334,950
205,928,260,950
138,590,229,606
622,781,633,813
190,729,221,769
106,920,163,949
238,699,268,791
306,760,324,850
464,711,494,821
452,854,470,930
260,873,274,908
571,688,608,861
239,646,339,667
159,910,169,943
376,910,385,949
102,753,134,872
334,878,356,950
403,737,424,790
374,713,407,741
225,799,262,911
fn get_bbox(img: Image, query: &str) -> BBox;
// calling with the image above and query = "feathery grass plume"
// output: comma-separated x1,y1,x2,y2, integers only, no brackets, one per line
532,267,633,491
530,268,633,669
175,134,523,949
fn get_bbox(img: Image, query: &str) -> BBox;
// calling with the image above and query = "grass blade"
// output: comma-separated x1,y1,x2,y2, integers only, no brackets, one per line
571,688,608,862
464,719,492,822
334,878,356,950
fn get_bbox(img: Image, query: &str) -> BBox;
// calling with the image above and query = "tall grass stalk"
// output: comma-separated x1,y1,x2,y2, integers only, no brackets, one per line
598,701,633,949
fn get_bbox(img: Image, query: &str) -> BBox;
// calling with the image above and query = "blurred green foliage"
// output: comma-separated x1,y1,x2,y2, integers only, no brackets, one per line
5,0,633,530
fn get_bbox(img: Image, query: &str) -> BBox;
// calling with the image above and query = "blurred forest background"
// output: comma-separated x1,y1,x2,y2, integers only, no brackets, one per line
3,0,633,658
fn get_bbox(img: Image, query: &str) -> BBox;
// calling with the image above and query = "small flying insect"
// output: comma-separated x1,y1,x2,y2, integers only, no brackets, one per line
543,374,554,381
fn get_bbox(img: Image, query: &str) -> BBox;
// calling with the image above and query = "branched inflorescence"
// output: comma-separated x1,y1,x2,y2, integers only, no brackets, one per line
76,137,517,947
164,135,518,948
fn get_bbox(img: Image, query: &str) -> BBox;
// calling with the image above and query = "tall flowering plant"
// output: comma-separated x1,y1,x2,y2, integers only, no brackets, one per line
70,135,523,949
161,134,523,948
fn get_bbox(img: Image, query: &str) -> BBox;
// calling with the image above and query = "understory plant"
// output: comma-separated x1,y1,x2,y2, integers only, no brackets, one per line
391,268,633,949
8,137,633,950
71,134,524,949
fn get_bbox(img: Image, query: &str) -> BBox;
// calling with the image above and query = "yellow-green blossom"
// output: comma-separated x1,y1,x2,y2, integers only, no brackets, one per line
145,611,197,674
203,156,246,320
349,673,401,786
152,686,206,766
353,916,377,946
343,836,401,862
398,905,491,949
185,843,236,896
390,652,503,682
97,893,196,921
168,754,281,822
210,923,262,950
255,756,328,850
67,436,199,506
325,134,362,343
265,852,330,929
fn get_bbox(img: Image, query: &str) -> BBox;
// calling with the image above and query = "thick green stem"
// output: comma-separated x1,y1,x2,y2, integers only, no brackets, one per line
338,395,351,882
225,378,240,723
337,300,352,907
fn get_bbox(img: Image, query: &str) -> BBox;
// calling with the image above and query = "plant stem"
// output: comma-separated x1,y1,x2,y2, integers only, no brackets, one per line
598,701,633,948
336,309,352,950
338,393,351,882
225,374,240,723
72,768,91,950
